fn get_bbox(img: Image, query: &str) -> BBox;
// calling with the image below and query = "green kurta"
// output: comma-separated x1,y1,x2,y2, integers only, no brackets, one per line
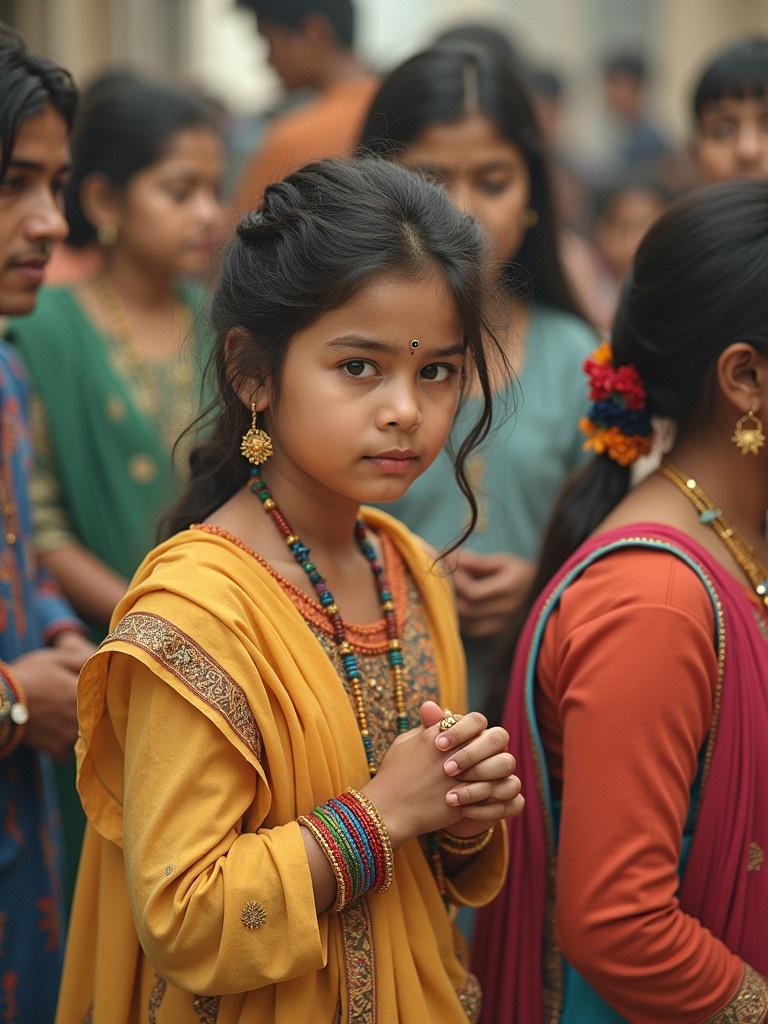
10,284,211,582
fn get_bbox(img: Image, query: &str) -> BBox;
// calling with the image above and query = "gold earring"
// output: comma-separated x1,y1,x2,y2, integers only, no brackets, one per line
521,209,539,229
97,223,118,247
731,408,765,455
241,403,273,465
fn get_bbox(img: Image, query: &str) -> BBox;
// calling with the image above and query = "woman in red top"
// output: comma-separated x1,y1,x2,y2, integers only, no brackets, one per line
475,181,768,1023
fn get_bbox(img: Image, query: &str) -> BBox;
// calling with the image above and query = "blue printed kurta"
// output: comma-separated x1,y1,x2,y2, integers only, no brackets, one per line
0,340,81,1024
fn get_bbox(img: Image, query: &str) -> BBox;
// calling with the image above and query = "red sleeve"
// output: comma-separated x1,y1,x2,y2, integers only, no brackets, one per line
539,549,745,1023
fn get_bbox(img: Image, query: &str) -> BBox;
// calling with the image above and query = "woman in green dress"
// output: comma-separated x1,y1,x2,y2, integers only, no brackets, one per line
10,74,224,904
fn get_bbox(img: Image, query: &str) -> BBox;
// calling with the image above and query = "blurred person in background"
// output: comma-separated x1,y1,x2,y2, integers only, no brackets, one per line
0,25,93,1022
9,75,224,906
692,35,768,185
591,178,669,327
601,50,670,179
232,0,377,212
360,43,596,716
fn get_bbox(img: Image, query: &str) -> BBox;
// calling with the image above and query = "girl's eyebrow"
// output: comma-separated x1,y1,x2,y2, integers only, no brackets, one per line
326,335,464,357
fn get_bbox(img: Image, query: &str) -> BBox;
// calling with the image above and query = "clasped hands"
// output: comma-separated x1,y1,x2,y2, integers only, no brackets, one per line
364,700,523,847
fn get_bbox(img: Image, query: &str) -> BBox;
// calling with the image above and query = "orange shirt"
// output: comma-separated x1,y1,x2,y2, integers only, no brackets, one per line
536,547,747,1023
233,77,379,214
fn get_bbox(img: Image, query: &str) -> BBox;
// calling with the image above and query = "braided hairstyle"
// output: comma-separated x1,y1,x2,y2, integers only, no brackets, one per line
163,156,503,543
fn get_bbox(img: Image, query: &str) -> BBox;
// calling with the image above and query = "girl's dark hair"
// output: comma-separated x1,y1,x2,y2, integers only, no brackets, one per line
358,43,582,319
66,74,218,248
536,179,768,594
164,156,502,540
693,35,768,121
488,179,768,721
0,24,77,179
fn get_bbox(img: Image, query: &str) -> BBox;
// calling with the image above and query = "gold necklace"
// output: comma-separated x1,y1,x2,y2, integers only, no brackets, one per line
659,458,768,607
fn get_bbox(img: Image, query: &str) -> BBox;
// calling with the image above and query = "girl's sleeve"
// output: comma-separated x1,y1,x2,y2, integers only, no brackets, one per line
549,561,766,1023
114,655,326,996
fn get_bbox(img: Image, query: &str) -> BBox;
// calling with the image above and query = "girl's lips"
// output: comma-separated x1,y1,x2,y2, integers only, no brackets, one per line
365,452,418,475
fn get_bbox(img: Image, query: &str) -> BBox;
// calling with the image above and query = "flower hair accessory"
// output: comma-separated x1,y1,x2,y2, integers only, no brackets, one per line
579,341,653,466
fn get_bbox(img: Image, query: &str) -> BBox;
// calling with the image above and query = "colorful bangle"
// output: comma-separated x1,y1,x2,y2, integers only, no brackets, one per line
0,663,28,758
436,826,495,857
345,788,394,893
299,787,395,912
298,813,349,911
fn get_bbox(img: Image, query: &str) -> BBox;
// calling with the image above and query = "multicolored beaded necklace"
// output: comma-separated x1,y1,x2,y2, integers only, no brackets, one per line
250,466,410,776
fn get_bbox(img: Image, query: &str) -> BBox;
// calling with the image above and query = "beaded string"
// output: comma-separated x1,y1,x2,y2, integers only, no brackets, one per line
250,466,410,776
659,459,768,607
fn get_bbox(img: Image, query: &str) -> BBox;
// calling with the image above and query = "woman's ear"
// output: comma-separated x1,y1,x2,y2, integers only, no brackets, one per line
716,342,768,415
79,172,122,237
224,327,272,412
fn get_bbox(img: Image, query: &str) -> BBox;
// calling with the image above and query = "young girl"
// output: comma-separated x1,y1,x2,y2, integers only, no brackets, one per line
10,73,224,634
359,43,596,712
56,157,523,1024
475,181,768,1022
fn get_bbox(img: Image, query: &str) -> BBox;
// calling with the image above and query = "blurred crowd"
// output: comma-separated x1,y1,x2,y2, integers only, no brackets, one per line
1,1,768,1021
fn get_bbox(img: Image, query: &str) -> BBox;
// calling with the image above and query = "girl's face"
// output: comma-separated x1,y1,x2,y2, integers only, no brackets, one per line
400,113,531,273
112,126,224,277
255,270,466,510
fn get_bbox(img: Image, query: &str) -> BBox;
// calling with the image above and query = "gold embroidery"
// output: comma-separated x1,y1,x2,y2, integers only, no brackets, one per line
340,899,376,1024
704,964,768,1023
106,394,126,422
748,841,765,872
457,973,482,1022
129,453,157,484
240,900,267,930
107,612,263,761
148,974,167,1023
192,995,221,1023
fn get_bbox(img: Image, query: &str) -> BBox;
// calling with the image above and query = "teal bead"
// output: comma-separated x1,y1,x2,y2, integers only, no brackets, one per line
699,509,720,524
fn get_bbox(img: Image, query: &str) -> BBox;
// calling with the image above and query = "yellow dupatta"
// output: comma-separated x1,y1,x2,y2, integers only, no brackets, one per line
56,508,507,1024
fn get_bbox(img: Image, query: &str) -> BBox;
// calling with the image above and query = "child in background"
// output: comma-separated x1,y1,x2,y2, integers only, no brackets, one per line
692,35,768,185
56,157,522,1024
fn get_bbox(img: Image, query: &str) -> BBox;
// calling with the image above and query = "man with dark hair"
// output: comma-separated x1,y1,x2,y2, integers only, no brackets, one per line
0,24,92,1021
601,49,670,173
232,0,377,212
692,35,768,184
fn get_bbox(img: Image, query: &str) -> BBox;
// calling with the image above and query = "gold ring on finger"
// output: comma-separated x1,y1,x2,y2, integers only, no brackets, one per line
439,709,459,732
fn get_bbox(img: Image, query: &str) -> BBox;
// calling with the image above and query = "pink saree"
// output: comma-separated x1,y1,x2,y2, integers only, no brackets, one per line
472,523,768,1023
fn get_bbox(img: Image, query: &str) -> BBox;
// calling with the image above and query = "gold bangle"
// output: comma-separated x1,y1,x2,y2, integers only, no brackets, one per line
436,826,495,857
298,814,348,912
346,787,394,893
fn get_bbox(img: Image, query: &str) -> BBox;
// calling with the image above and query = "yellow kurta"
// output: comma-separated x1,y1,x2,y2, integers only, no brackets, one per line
56,508,507,1024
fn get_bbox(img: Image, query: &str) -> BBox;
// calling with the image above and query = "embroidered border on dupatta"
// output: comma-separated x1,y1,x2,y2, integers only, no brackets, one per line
340,899,376,1023
105,612,263,762
524,536,727,1024
703,964,768,1023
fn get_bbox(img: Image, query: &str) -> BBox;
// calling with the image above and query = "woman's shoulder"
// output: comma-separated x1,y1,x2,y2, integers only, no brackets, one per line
552,542,716,637
531,303,597,357
9,286,88,356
